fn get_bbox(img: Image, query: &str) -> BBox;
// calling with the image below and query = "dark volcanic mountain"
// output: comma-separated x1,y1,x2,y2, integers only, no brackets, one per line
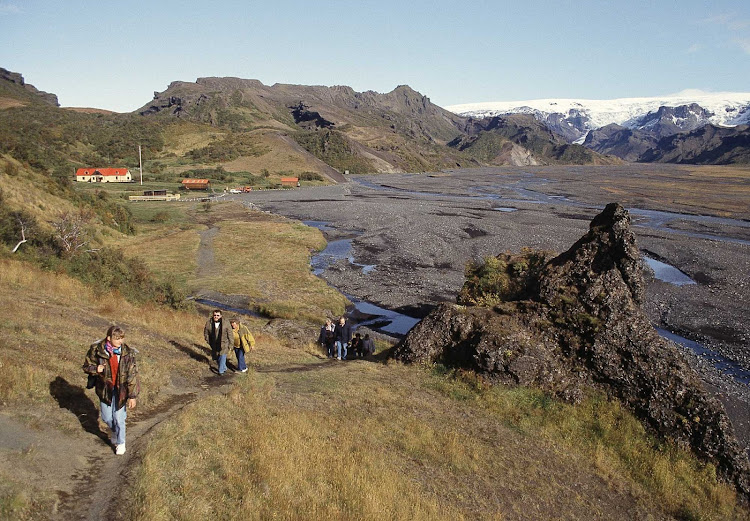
583,124,658,162
451,96,750,165
630,103,714,138
140,77,618,169
639,124,750,164
449,114,619,166
139,78,474,173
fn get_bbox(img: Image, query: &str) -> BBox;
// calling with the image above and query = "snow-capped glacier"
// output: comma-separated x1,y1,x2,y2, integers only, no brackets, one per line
445,90,750,141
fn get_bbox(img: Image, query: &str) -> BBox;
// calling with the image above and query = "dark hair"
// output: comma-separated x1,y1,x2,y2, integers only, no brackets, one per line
106,325,125,340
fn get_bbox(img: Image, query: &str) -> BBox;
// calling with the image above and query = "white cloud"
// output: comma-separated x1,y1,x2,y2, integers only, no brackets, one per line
701,12,750,55
735,38,750,55
0,3,20,14
686,43,702,54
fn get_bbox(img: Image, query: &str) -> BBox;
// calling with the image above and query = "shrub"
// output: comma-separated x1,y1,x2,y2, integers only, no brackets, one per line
299,171,324,182
458,248,552,306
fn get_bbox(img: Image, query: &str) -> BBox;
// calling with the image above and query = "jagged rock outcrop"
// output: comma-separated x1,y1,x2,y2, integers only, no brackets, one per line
0,67,59,106
394,203,750,498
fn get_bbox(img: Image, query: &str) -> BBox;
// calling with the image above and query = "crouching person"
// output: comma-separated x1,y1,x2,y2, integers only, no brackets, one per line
82,325,140,455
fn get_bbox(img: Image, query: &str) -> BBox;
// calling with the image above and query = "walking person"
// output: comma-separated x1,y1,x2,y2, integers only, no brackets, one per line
203,309,233,375
229,317,255,373
350,332,363,359
362,333,375,359
82,325,140,455
318,318,336,358
334,316,352,360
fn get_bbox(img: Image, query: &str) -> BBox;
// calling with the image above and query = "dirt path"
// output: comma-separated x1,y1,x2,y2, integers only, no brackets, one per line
46,372,232,521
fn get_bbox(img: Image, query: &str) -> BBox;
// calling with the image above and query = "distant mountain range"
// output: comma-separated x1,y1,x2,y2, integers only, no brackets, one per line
447,92,750,141
1,66,749,171
447,92,750,164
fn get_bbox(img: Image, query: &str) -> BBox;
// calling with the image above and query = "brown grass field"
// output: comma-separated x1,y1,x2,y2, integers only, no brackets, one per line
1,172,749,520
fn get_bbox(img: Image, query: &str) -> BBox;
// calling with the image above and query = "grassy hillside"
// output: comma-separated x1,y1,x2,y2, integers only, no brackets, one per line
2,214,747,520
1,70,748,520
0,167,747,519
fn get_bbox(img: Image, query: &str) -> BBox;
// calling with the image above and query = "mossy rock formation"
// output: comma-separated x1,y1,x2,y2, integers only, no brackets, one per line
394,202,750,498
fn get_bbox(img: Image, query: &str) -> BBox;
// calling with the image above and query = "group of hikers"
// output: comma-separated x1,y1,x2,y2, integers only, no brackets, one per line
318,316,375,360
81,310,374,456
81,309,256,456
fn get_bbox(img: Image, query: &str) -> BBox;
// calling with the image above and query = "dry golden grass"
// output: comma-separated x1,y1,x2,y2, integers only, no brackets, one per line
127,339,747,521
192,202,347,321
118,220,203,288
0,97,26,110
541,164,750,220
222,130,330,176
0,258,206,411
161,123,226,156
1,156,77,223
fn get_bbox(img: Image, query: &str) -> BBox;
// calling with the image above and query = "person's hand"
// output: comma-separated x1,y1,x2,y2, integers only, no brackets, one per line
127,398,137,410
97,364,105,373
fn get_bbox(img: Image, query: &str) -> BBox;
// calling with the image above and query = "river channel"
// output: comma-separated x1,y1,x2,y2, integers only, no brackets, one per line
237,167,750,384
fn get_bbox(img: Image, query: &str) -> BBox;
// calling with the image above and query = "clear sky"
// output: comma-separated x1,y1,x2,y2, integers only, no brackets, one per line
1,0,748,112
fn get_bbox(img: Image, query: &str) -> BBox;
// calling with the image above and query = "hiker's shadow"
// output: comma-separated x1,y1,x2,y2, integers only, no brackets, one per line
49,377,108,443
169,340,211,363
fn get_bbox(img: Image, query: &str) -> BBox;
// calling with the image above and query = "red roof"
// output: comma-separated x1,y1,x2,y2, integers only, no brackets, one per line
76,167,130,177
181,179,210,185
280,177,299,183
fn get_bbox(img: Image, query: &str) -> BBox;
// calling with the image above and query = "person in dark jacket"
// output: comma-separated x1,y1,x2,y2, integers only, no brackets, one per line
82,325,140,455
318,318,336,358
334,316,352,360
350,332,363,358
203,309,233,375
362,334,375,358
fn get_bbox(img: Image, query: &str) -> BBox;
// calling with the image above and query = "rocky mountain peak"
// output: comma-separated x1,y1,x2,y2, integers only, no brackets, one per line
394,203,750,498
0,67,59,107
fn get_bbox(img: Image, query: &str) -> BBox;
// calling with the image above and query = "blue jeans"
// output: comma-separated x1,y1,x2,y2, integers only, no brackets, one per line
218,354,227,374
234,348,247,371
335,341,348,360
100,391,127,445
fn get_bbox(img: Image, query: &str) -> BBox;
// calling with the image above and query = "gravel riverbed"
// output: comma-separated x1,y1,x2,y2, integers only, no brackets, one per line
236,166,750,451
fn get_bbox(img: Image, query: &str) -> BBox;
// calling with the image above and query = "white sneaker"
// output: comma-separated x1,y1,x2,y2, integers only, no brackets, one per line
239,368,248,373
337,356,342,360
115,444,126,455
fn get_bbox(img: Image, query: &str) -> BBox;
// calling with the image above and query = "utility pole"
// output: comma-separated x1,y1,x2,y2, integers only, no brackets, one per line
138,145,143,185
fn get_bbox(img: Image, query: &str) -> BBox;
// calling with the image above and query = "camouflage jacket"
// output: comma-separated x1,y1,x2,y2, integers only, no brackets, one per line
82,339,140,406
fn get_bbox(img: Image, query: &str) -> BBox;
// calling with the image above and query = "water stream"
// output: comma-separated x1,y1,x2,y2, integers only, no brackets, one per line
353,175,750,246
305,186,750,378
304,221,418,336
644,257,696,286
657,329,750,385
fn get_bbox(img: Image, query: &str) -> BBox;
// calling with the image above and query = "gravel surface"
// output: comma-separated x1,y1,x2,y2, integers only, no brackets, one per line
235,166,750,451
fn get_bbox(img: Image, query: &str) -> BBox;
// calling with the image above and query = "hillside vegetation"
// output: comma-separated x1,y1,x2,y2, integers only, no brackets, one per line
0,161,747,520
1,68,749,520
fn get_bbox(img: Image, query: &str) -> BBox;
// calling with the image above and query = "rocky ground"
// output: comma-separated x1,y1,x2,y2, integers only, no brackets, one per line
238,165,750,453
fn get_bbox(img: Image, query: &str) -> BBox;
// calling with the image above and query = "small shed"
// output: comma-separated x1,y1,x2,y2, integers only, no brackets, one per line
182,179,210,191
281,177,299,187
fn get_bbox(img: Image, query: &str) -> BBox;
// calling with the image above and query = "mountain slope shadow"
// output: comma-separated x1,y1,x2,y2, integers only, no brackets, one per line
49,376,108,443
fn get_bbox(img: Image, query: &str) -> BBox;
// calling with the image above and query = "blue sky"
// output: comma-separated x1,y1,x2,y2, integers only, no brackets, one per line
1,0,748,112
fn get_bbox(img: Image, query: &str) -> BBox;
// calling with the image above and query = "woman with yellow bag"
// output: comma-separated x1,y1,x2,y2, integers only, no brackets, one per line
229,317,255,373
